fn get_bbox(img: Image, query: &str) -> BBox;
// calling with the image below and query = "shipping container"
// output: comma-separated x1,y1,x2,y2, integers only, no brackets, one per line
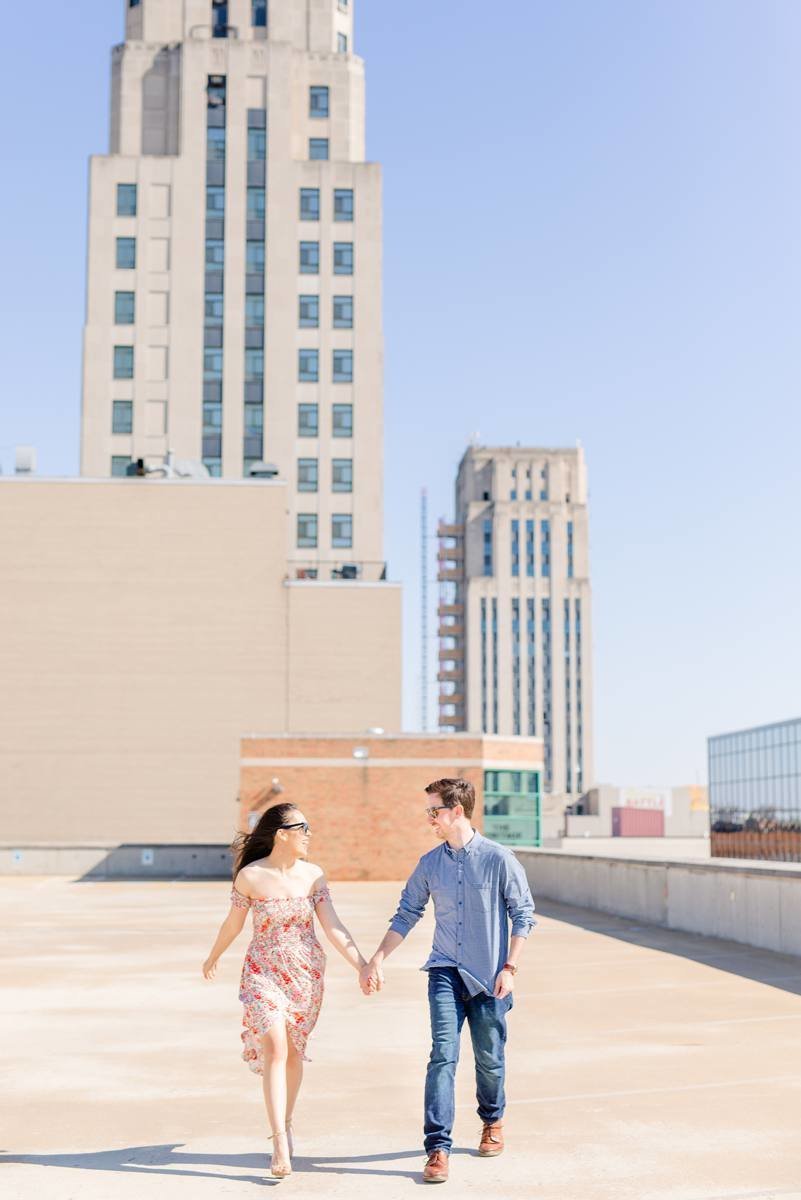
611,806,664,837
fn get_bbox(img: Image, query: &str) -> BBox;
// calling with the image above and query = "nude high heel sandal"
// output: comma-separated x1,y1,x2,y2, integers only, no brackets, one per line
268,1130,292,1179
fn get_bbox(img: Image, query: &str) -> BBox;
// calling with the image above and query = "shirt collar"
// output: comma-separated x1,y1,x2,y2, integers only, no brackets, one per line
444,829,482,857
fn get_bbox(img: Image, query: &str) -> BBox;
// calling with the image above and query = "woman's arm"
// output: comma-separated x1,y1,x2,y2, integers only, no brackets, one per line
312,883,368,976
202,890,250,979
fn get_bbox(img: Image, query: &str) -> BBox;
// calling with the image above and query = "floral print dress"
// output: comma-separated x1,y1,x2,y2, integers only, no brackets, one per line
230,883,329,1074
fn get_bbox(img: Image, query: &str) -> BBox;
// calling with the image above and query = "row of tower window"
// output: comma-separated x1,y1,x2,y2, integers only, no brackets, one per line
298,513,352,549
299,403,352,438
298,458,352,492
114,181,354,225
112,291,354,332
113,236,354,276
299,349,353,383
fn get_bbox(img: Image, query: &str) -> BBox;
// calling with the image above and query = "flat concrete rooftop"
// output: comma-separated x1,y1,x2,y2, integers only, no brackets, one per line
2,878,800,1199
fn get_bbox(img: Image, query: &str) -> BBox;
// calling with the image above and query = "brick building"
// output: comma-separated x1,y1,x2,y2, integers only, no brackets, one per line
239,732,544,880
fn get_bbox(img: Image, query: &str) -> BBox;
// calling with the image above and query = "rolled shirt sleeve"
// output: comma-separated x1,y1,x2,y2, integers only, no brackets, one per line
502,854,537,938
388,860,431,937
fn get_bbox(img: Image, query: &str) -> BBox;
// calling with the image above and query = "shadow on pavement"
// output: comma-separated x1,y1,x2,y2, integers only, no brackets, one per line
538,898,801,998
0,1143,478,1184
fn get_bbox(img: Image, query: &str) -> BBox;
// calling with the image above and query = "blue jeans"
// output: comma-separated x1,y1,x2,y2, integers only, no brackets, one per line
423,967,513,1154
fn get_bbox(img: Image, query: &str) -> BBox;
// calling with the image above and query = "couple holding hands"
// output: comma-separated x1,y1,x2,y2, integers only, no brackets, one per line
202,777,536,1182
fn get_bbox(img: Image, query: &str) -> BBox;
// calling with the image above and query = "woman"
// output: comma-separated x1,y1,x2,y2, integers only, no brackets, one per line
202,802,371,1178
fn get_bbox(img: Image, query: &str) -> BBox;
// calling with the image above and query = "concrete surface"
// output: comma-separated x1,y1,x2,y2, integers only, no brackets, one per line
2,878,801,1200
521,849,801,957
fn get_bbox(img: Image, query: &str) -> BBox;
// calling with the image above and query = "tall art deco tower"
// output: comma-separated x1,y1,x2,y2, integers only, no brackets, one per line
81,0,383,579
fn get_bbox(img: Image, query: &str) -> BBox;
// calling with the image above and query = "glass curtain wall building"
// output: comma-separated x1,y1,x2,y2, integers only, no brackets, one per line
483,770,541,847
709,718,801,861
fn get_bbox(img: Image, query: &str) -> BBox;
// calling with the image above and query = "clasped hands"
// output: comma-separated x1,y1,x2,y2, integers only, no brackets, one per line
358,958,384,996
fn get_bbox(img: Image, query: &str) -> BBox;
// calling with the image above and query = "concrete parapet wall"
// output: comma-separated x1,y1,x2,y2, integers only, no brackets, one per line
0,844,233,880
519,849,801,957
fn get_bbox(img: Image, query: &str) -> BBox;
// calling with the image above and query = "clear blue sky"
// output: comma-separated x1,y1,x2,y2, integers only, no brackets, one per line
2,1,800,785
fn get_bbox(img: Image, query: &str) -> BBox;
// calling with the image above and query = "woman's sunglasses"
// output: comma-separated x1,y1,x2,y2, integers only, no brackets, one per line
282,821,311,835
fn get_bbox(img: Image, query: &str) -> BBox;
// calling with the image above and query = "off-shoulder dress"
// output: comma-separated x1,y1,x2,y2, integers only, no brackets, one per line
230,883,330,1074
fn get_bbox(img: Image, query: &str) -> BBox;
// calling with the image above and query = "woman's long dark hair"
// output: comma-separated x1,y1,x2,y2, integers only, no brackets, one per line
232,801,299,878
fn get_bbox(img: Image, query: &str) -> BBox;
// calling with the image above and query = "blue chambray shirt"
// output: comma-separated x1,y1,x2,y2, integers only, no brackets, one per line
388,830,536,997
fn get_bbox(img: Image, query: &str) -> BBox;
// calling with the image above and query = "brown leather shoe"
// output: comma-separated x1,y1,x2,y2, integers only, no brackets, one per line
478,1121,504,1156
423,1149,450,1183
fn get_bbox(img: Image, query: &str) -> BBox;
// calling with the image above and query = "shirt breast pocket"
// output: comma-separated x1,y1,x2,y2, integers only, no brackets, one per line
466,882,492,913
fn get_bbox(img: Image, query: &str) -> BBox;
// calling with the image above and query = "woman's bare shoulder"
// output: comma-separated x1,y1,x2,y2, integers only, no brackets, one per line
234,862,267,895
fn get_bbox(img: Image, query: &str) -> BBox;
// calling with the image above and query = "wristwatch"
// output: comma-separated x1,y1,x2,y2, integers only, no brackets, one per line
502,962,518,975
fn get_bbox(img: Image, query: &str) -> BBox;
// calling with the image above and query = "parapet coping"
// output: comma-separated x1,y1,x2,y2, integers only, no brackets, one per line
517,847,801,879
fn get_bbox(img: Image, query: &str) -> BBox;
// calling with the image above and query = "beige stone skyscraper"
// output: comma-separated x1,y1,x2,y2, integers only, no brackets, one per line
438,445,594,801
81,0,383,579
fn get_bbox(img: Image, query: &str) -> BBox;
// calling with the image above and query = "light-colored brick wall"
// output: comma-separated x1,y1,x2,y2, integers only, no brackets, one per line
0,479,401,844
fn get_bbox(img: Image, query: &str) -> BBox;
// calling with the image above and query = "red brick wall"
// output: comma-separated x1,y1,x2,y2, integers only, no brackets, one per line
238,734,542,880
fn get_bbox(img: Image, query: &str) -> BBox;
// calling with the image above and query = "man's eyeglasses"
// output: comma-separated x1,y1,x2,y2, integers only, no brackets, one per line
425,805,452,819
282,821,311,835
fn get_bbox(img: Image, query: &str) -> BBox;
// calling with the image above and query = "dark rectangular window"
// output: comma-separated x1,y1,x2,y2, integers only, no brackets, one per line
244,405,263,436
300,188,320,221
337,0,349,9
212,0,228,38
245,349,264,381
129,0,142,7
247,187,265,219
298,403,319,437
334,188,354,221
541,519,551,578
333,349,353,382
252,0,267,26
207,126,226,160
511,518,520,577
332,403,353,437
204,349,223,379
309,138,329,161
309,86,329,118
297,458,319,492
337,32,348,52
246,241,265,272
206,294,224,324
299,349,319,382
299,241,320,274
332,513,352,548
111,455,132,476
333,242,353,274
207,186,225,213
112,400,133,434
483,517,492,576
332,458,352,492
248,128,266,160
204,402,222,432
116,183,137,216
245,295,264,326
114,291,135,324
297,513,318,548
567,520,574,578
299,295,319,328
333,295,353,328
113,345,134,379
206,240,225,268
116,237,136,269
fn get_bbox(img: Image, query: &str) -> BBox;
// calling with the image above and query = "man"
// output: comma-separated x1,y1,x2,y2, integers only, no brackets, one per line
360,777,536,1184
